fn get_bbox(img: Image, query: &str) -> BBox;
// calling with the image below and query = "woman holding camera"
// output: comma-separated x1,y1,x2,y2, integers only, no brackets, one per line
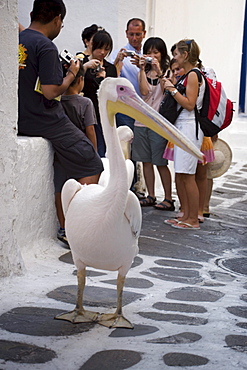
162,39,205,230
131,37,174,211
82,30,117,157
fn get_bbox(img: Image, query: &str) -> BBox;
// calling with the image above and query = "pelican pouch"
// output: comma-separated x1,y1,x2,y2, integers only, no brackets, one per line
159,79,186,124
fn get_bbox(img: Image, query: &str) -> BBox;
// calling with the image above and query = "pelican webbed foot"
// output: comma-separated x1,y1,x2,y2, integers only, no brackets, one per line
55,308,99,323
98,312,134,329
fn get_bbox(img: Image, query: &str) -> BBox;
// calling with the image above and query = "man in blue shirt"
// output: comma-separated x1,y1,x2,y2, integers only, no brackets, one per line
111,18,146,129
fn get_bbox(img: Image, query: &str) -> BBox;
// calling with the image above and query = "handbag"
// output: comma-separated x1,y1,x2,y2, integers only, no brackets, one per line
159,79,186,124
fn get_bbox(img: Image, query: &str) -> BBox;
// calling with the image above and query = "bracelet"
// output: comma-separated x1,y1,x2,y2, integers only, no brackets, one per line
171,88,178,97
68,69,76,78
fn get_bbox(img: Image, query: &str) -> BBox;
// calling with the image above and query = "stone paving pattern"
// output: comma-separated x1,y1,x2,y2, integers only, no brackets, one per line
0,161,246,369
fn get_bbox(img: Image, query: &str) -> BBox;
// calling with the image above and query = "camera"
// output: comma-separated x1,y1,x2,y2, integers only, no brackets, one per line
91,64,103,74
145,57,153,64
60,49,76,64
95,64,103,72
125,50,135,57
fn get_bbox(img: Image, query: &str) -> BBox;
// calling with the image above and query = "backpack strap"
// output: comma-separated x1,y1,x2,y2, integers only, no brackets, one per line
191,69,204,139
174,69,204,137
183,68,204,139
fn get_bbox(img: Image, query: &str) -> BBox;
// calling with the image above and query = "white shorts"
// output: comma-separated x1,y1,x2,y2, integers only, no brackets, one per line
174,112,203,174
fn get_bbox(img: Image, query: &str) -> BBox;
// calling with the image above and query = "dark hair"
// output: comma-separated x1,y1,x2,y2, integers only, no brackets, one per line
126,18,145,31
81,24,104,47
170,44,176,56
31,0,66,23
176,39,202,69
61,60,84,84
143,37,170,73
70,60,85,86
92,30,113,55
169,57,177,69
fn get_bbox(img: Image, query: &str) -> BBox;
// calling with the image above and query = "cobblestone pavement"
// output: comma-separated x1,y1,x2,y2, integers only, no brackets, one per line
0,160,246,370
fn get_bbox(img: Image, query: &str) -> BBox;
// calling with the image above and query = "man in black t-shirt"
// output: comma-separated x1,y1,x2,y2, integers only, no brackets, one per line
18,0,103,246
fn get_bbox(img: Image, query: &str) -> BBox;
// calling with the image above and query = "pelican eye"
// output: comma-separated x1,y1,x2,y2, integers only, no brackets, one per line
120,87,124,91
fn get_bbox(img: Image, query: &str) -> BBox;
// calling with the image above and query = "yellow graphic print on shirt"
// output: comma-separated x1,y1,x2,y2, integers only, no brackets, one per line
18,42,61,101
19,44,27,69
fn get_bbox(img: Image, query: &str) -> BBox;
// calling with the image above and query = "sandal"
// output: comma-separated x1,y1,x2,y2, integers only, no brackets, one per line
172,221,200,230
198,215,205,223
140,195,156,207
153,199,175,211
164,218,179,225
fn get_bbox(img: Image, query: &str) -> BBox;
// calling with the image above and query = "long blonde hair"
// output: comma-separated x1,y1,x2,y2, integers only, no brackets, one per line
176,39,202,69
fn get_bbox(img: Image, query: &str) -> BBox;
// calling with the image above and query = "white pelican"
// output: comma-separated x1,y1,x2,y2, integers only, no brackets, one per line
99,125,134,188
55,78,205,329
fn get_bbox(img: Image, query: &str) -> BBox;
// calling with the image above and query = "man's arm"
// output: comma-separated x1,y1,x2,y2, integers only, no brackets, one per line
41,60,80,100
112,48,128,76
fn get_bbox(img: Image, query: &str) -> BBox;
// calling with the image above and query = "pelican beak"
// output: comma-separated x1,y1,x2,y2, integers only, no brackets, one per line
107,83,206,164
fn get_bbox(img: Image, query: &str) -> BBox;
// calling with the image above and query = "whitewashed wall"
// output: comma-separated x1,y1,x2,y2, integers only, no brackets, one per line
0,0,23,276
19,0,245,110
153,0,245,114
18,0,148,54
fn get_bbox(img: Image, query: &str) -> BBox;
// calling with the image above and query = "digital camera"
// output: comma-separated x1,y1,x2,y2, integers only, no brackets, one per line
145,57,153,64
125,50,135,57
60,49,76,64
91,64,103,74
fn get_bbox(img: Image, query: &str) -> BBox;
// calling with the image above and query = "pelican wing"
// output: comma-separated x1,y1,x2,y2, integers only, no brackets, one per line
124,191,142,238
62,179,82,216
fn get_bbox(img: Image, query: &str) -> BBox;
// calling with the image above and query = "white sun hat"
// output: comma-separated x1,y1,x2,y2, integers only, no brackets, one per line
207,138,232,179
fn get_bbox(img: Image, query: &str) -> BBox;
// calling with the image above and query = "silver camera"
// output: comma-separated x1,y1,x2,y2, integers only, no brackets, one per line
125,50,135,57
60,49,76,64
95,64,103,72
91,64,103,74
145,57,153,64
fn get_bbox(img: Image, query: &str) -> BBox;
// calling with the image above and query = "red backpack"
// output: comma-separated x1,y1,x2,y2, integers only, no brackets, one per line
181,68,234,137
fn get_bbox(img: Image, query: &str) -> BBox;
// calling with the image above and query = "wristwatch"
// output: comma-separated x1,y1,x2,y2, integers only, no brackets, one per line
171,88,178,97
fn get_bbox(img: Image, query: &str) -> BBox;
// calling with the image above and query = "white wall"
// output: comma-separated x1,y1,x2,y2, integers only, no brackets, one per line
0,0,58,277
18,0,148,55
18,0,245,111
15,137,57,256
0,0,24,276
153,0,245,113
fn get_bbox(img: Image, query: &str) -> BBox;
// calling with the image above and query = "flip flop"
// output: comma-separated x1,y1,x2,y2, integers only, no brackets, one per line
164,219,179,225
172,221,200,230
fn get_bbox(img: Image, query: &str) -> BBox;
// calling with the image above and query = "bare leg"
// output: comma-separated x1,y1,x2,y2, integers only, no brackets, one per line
157,165,172,200
142,162,155,198
55,192,65,228
154,165,174,210
55,268,99,323
175,173,188,221
195,163,207,217
98,273,133,329
203,178,213,215
175,173,186,218
179,173,200,227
